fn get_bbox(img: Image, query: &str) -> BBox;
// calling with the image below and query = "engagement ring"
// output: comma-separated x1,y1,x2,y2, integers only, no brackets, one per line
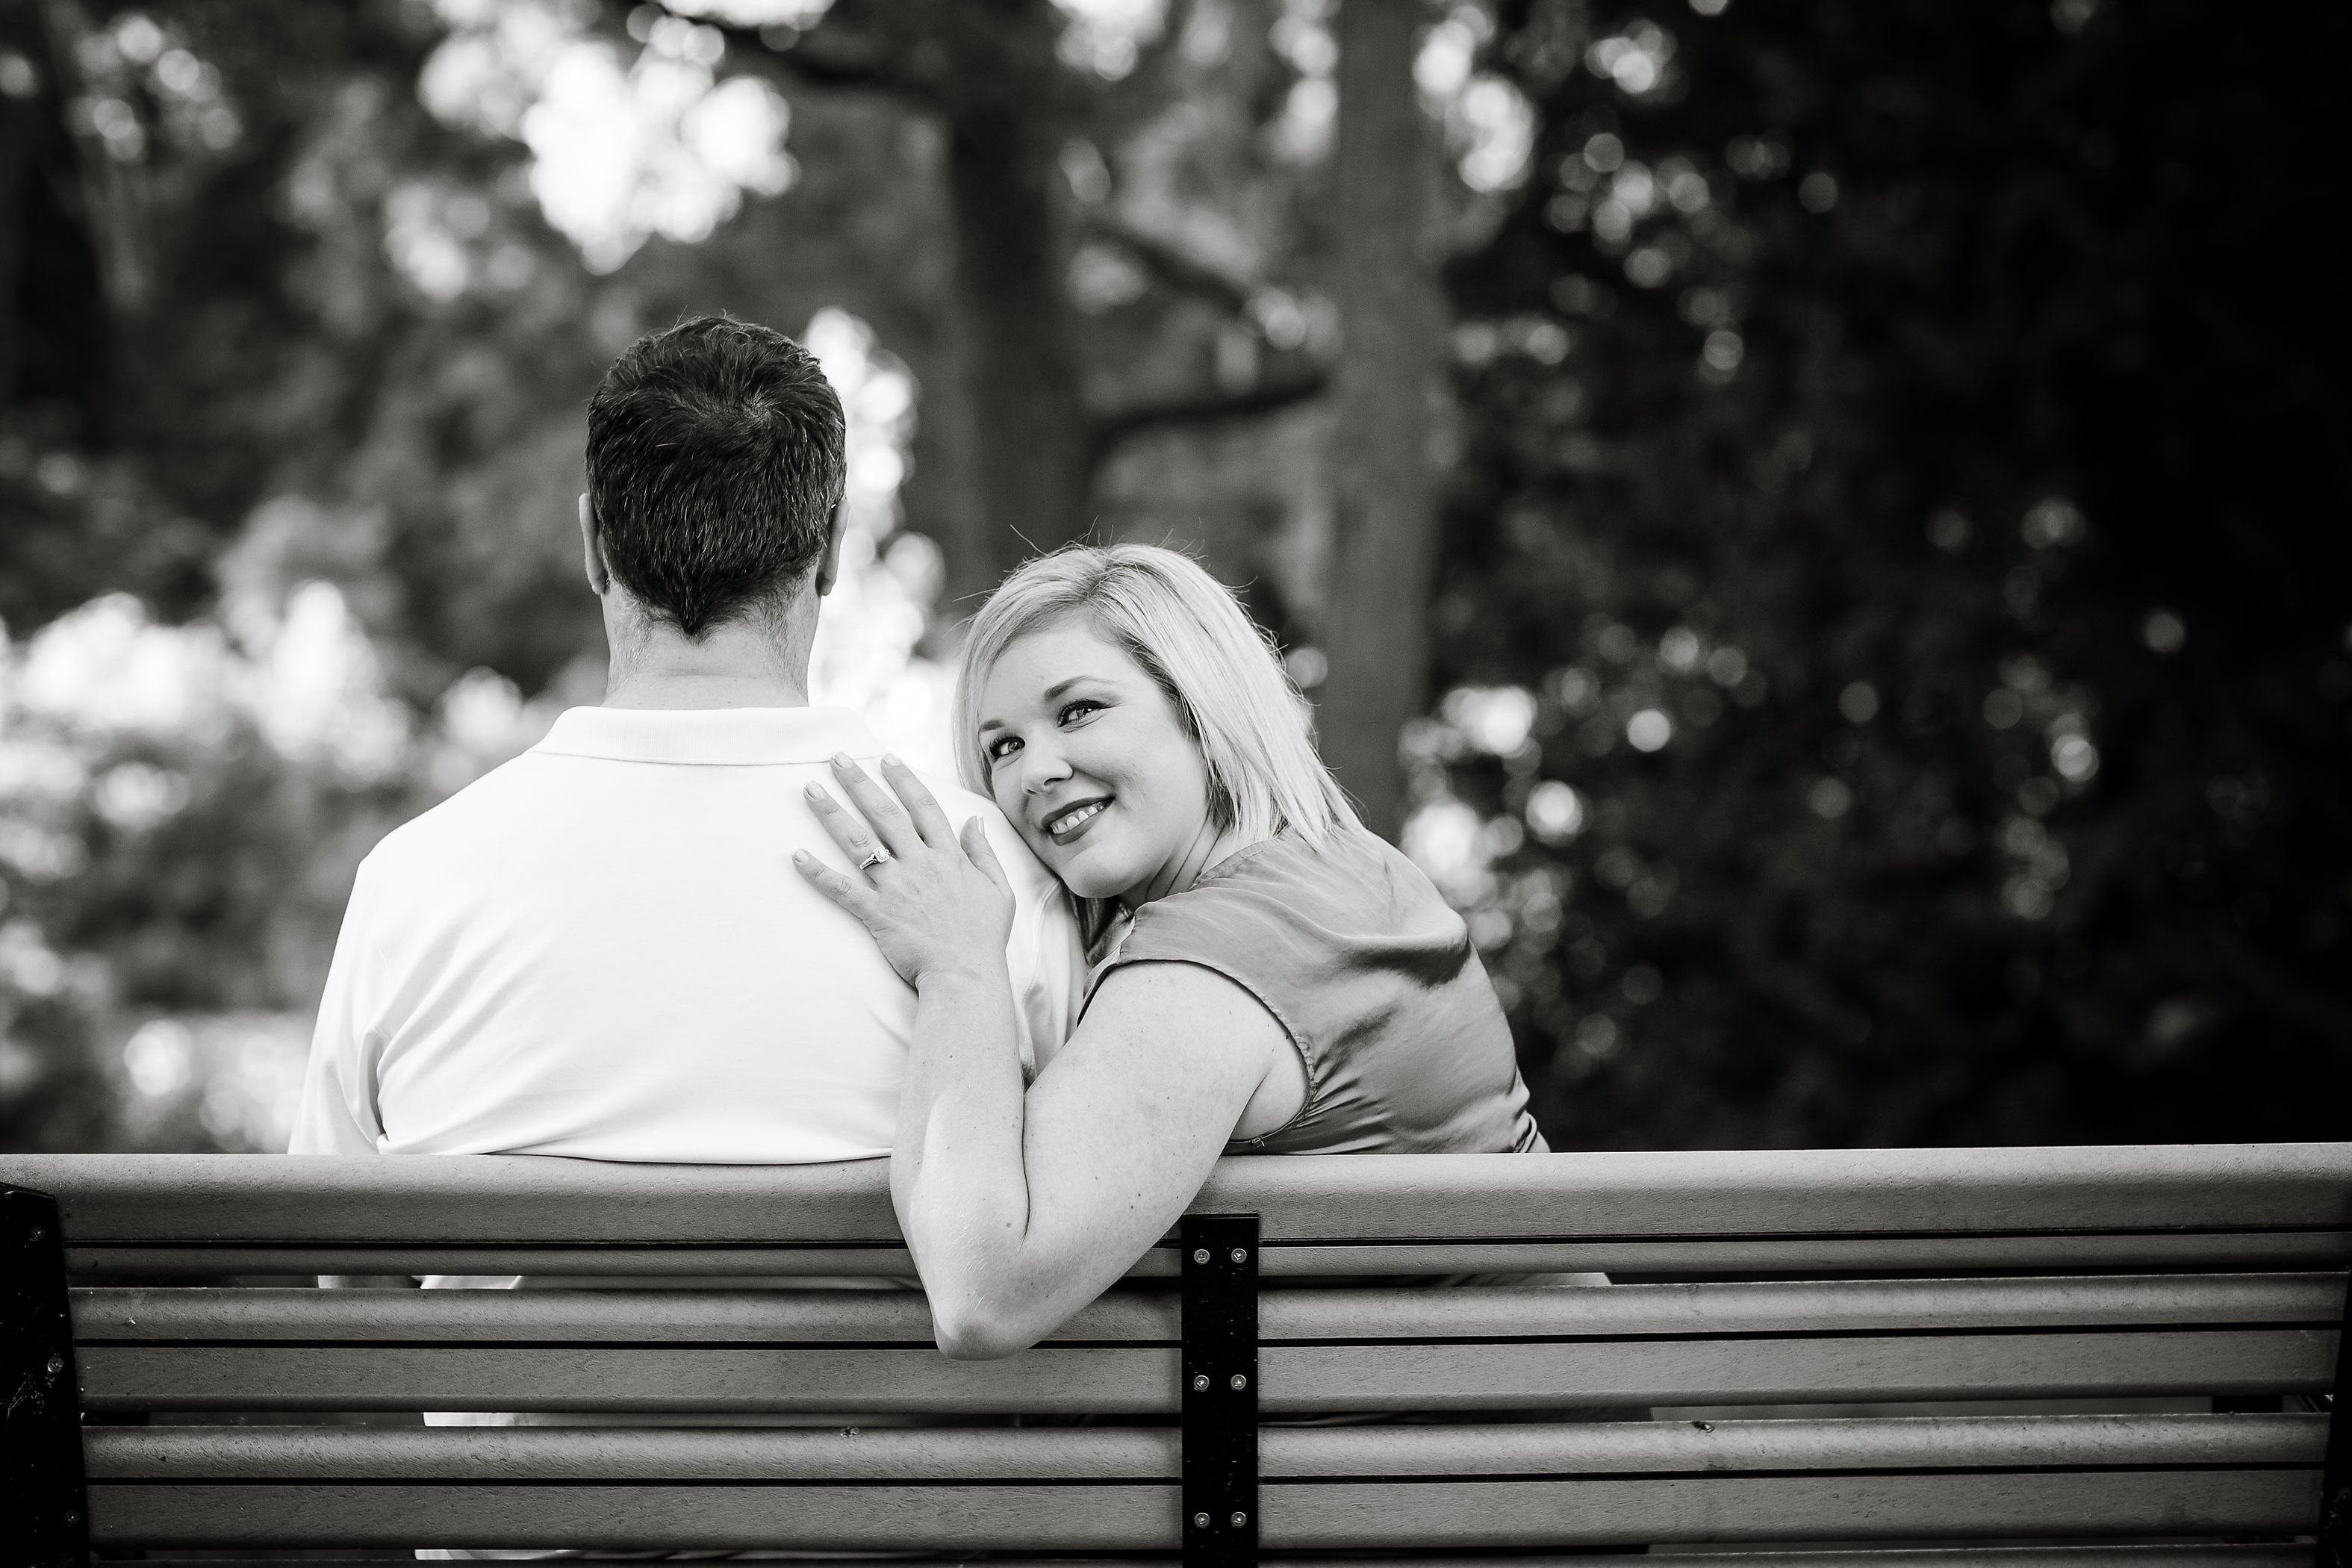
856,847,892,871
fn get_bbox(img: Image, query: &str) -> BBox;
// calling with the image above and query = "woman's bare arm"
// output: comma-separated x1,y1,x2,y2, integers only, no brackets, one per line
895,959,1287,1357
794,756,1293,1359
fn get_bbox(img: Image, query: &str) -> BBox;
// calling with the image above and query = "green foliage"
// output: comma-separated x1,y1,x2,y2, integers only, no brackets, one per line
1432,0,2352,1146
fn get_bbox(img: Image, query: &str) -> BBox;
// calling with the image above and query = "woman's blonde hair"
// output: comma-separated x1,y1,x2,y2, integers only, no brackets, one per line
952,543,1356,845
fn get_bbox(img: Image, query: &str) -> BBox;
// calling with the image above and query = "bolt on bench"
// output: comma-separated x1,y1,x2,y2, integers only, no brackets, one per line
4,1144,2351,1568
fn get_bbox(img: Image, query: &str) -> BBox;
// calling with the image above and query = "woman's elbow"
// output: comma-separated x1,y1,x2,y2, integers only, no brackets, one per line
929,1294,1044,1361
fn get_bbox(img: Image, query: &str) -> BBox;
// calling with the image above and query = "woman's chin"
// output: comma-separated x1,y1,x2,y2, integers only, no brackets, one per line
1061,871,1130,902
1051,844,1139,903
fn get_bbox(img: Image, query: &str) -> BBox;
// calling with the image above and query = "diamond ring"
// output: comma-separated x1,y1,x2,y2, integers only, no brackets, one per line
856,847,892,871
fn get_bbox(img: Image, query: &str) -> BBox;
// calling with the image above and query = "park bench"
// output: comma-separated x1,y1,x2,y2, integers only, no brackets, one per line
4,1143,2352,1567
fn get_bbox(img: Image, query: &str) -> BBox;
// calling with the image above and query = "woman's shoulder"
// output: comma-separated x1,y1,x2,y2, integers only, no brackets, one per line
1229,823,1450,909
1108,822,1527,1158
1129,824,1460,950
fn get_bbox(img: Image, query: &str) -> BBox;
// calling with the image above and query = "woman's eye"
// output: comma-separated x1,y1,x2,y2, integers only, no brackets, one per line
985,735,1021,762
1058,700,1103,726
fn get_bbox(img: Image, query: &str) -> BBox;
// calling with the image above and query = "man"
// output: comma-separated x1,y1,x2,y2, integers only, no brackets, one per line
291,312,1079,1172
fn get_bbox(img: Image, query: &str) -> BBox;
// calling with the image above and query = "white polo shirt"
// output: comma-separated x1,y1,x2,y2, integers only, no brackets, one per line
290,705,1081,1164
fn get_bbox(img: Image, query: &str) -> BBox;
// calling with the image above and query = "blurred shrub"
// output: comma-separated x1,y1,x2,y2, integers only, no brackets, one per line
0,586,474,1151
1414,0,2352,1147
0,305,939,1153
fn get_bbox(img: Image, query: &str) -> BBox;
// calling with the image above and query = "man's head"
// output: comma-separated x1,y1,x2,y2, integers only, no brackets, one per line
584,314,847,644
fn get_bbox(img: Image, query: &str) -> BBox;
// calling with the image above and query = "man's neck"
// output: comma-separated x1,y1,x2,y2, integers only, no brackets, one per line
600,616,814,712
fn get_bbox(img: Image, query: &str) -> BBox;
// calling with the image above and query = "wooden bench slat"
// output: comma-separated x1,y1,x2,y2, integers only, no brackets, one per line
74,1273,2342,1344
1313,1556,2309,1568
77,1343,1179,1414
1263,1272,2346,1337
102,1552,2327,1568
86,1469,2318,1551
62,1245,927,1278
71,1285,1177,1343
1266,1470,2318,1550
75,1328,2333,1413
1251,1233,2352,1275
1264,1411,2326,1473
88,1482,1171,1552
63,1231,2352,1278
1260,1331,2333,1410
85,1423,1182,1480
108,1554,2328,1568
84,1412,2326,1481
14,1144,2351,1247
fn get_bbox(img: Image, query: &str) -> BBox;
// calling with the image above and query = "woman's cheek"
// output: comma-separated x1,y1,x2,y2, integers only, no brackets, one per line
987,775,1021,823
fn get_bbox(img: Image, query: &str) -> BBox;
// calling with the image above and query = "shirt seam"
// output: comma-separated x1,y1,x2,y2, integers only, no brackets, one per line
1180,833,1292,892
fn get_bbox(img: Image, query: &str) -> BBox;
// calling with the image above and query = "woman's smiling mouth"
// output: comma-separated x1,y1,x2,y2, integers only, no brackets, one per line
1044,797,1111,841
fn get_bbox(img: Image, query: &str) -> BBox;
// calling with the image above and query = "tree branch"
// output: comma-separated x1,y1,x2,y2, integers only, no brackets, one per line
1083,212,1257,312
1086,368,1329,470
656,7,935,105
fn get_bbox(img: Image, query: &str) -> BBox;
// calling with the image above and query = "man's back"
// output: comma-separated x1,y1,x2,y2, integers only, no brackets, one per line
290,705,1080,1163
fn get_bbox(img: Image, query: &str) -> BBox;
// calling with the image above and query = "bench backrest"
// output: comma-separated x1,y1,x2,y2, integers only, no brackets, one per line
4,1143,2349,1562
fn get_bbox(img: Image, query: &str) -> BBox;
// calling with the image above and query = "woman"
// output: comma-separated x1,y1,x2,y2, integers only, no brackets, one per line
794,544,1543,1358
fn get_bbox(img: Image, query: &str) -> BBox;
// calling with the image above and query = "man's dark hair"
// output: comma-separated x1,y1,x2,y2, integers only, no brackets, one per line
585,314,847,637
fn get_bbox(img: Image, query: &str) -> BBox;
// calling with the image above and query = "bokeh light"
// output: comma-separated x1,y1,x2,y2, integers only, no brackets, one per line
420,0,797,273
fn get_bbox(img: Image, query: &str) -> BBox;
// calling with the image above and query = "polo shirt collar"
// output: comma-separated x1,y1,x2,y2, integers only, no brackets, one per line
532,706,883,766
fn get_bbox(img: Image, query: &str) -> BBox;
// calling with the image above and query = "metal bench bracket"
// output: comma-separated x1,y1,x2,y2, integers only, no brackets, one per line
1181,1213,1258,1568
3,1183,89,1568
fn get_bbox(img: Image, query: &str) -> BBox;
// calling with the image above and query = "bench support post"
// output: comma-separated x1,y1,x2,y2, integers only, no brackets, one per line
2,1184,89,1568
1182,1213,1258,1568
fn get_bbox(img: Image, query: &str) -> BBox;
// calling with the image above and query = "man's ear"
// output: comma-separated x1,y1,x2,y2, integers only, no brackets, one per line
579,493,612,596
812,500,853,598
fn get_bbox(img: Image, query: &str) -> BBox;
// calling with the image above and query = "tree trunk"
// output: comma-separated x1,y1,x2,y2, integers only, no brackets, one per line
0,66,23,408
1319,0,1447,841
744,0,1090,620
938,84,1090,615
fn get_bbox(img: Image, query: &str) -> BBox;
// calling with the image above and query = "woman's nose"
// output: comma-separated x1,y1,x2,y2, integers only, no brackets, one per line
1019,742,1073,796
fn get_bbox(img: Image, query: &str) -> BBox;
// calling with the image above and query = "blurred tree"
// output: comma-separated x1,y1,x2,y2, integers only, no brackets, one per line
1426,0,2352,1147
695,0,1095,605
4,0,1501,734
692,0,1357,611
1319,0,1448,836
0,588,437,1153
12,0,2339,1160
1,0,432,631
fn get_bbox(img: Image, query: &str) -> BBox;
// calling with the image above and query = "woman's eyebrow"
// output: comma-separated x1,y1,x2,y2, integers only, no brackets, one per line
980,675,1110,736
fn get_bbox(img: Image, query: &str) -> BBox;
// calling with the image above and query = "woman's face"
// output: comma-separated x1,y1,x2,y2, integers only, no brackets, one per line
976,619,1221,907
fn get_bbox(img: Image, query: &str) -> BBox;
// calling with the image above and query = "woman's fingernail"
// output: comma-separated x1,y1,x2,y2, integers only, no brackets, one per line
804,783,823,800
883,753,903,768
791,849,811,865
832,751,853,767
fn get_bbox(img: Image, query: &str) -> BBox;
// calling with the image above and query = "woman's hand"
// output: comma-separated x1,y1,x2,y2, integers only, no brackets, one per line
794,754,1015,989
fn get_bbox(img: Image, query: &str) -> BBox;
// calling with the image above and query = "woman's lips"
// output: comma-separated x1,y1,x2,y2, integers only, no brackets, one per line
1045,797,1111,843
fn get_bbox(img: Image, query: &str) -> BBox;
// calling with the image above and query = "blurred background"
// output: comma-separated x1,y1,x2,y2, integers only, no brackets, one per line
0,0,2345,1160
